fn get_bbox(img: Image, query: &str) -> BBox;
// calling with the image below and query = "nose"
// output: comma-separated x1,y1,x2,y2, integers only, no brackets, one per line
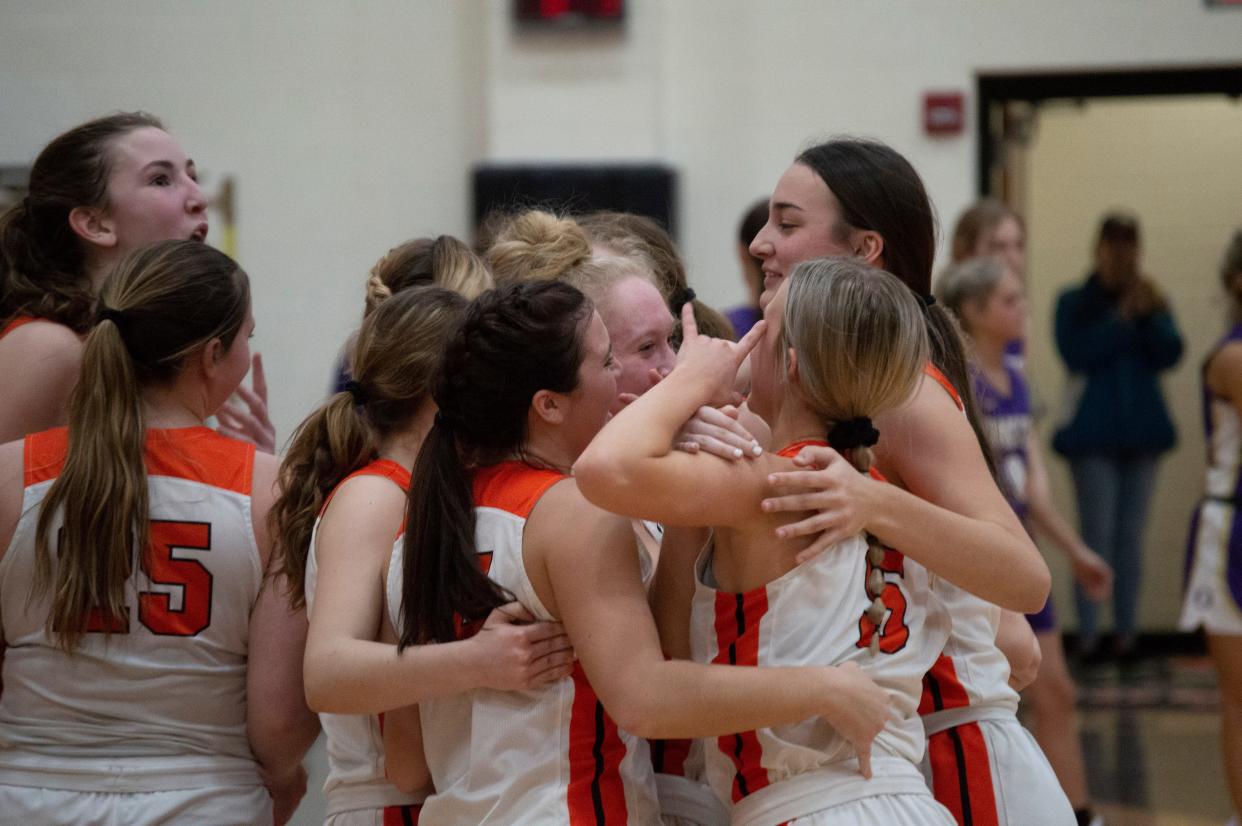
186,177,207,213
749,222,774,259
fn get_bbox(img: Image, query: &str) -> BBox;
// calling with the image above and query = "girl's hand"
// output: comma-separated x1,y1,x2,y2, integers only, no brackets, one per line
1070,547,1113,602
673,404,763,460
671,303,766,409
762,445,877,563
217,353,277,454
472,603,575,691
820,662,890,779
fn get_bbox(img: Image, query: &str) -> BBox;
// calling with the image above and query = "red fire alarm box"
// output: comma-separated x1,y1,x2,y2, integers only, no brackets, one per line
924,92,965,136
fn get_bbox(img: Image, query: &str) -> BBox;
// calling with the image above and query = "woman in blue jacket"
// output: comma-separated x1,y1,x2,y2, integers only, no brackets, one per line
1054,213,1183,661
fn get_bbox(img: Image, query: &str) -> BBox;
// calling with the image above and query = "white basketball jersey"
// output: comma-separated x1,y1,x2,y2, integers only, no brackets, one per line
0,427,263,791
688,450,951,822
304,458,424,816
390,461,659,825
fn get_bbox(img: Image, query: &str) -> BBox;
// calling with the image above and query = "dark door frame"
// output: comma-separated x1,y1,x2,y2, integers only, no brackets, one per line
976,65,1242,195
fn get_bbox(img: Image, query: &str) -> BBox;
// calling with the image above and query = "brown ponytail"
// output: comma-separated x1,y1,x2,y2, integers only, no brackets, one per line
271,286,467,609
364,235,492,318
33,240,248,651
1,112,164,332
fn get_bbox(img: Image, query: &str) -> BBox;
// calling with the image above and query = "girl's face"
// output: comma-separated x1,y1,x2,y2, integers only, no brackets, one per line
746,279,790,424
100,127,208,257
968,270,1027,345
563,311,621,457
977,216,1026,280
749,163,853,308
597,276,676,412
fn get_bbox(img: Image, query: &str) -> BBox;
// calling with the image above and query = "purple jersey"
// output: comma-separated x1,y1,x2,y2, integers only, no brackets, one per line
973,364,1031,525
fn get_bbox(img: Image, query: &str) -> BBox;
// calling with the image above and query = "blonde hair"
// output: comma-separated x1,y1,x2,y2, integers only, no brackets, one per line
933,256,1008,335
782,257,929,474
33,240,249,651
578,210,736,340
364,235,492,317
485,210,593,284
271,286,467,609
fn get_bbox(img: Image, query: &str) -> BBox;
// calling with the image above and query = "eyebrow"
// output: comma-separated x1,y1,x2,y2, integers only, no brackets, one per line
772,201,802,212
141,160,176,173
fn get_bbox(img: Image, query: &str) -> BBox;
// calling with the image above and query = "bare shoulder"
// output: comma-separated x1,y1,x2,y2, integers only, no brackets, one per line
319,473,408,533
0,320,83,364
874,374,977,485
1207,341,1242,398
0,439,27,563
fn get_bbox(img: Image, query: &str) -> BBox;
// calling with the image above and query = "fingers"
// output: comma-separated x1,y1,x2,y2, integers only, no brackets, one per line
615,392,640,410
766,468,840,491
251,352,268,401
791,445,841,469
491,601,536,624
762,492,833,514
691,436,750,461
856,745,873,779
774,511,839,540
793,532,843,565
732,318,767,362
680,301,699,341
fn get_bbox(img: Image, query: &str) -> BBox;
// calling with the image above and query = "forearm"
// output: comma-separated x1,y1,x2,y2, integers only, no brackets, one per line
304,634,485,714
995,609,1041,691
648,527,705,659
866,481,1050,612
1027,492,1089,561
247,704,320,780
609,660,833,740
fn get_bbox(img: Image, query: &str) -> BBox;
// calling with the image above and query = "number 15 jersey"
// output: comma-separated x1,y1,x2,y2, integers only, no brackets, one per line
0,426,264,791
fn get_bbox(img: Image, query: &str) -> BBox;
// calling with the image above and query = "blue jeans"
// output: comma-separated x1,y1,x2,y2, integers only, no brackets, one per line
1069,453,1160,642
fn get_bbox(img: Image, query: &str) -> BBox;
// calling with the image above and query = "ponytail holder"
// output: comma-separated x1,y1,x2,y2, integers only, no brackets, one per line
673,286,696,313
827,417,880,451
95,306,127,330
434,410,454,430
344,380,369,406
920,293,936,307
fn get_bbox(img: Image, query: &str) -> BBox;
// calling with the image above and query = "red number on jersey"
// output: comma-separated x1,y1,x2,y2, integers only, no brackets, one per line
139,520,213,636
856,547,910,654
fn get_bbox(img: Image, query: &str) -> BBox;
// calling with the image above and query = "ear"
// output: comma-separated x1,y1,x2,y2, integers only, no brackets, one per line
785,347,800,384
531,388,567,426
200,337,226,378
853,230,885,268
67,205,118,249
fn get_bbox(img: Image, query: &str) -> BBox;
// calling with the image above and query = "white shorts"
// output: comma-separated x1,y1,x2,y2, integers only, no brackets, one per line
920,716,1074,826
1181,501,1242,636
657,772,728,826
787,792,955,825
0,783,271,826
325,804,423,826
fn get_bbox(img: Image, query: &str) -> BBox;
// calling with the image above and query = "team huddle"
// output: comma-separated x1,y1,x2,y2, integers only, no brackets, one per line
5,111,1218,826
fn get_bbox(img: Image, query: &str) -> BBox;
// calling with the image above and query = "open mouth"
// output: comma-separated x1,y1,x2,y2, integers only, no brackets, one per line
190,224,209,242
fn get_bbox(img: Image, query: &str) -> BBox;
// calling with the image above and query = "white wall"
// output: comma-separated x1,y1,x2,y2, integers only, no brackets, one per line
1,0,486,437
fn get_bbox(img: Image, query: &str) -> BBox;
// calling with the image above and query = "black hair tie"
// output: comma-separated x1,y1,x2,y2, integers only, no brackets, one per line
344,380,369,406
673,286,696,313
95,306,127,330
434,410,453,430
827,417,880,451
920,293,936,307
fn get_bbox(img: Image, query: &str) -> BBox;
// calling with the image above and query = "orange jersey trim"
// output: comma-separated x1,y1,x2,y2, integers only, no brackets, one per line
25,426,254,495
712,588,773,803
1,314,39,340
319,458,411,515
472,461,566,518
924,363,964,411
926,721,999,826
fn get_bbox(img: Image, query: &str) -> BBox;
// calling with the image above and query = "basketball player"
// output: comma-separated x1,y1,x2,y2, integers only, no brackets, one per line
385,280,891,824
0,240,318,825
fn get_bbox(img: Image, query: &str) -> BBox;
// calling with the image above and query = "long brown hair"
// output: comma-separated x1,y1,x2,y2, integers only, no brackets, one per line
33,239,249,651
400,281,593,647
0,112,165,332
796,138,994,470
271,286,467,609
950,198,1022,264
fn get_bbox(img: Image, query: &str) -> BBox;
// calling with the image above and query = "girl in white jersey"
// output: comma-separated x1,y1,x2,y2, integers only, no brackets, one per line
273,256,575,824
577,258,956,825
0,112,272,449
751,139,1069,825
0,240,319,825
387,279,892,825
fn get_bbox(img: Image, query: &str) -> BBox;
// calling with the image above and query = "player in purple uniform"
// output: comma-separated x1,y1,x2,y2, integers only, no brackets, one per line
938,256,1112,826
1181,230,1242,825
